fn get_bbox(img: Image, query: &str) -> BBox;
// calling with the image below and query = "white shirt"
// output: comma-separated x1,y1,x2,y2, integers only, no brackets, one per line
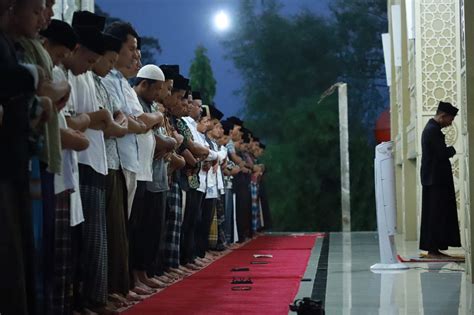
68,71,108,175
130,90,155,181
102,69,141,173
52,66,84,227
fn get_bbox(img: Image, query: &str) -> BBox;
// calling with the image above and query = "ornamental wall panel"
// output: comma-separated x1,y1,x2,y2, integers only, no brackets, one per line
415,0,467,252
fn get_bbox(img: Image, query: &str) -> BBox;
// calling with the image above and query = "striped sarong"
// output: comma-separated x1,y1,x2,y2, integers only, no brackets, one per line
216,197,227,249
251,182,260,233
163,181,182,269
208,207,218,249
52,191,73,315
78,164,108,307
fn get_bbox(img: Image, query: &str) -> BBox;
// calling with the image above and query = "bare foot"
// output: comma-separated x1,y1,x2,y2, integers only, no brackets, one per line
126,291,144,302
185,263,201,271
131,286,153,296
194,259,206,267
108,294,130,308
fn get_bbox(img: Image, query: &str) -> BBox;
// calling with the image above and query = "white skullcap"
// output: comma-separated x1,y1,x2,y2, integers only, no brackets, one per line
137,64,165,81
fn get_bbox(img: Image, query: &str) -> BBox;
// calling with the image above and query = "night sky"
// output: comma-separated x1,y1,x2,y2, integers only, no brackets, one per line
96,0,331,118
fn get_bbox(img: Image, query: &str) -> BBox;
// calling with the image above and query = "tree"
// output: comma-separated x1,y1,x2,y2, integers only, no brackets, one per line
95,4,162,65
223,0,387,231
189,45,217,105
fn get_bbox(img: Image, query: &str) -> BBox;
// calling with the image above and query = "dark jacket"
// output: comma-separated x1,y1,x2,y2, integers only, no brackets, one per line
0,32,35,181
420,118,456,186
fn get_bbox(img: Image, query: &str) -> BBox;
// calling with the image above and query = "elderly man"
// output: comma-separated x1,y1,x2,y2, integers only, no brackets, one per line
419,101,461,259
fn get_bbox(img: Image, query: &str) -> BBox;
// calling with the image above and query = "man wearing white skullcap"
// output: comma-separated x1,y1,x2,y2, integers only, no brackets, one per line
129,64,170,289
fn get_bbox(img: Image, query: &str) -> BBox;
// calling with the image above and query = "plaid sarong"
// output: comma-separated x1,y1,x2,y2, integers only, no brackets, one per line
251,183,261,233
78,164,108,307
223,189,234,243
216,197,227,249
52,191,73,315
208,207,218,249
163,181,182,269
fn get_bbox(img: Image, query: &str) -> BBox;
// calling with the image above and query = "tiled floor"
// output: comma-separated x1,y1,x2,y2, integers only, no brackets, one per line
294,232,474,315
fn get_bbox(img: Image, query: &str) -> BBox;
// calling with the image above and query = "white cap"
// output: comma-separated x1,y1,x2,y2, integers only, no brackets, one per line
137,64,165,81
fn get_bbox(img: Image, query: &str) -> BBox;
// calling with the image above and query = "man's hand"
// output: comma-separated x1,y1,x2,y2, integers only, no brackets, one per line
39,96,53,123
230,165,241,176
38,78,70,106
173,131,184,147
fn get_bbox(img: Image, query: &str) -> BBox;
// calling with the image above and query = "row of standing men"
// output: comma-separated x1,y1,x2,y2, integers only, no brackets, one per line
0,4,271,315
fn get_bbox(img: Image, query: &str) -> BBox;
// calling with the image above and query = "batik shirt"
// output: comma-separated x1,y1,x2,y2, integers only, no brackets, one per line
93,73,121,170
176,118,200,189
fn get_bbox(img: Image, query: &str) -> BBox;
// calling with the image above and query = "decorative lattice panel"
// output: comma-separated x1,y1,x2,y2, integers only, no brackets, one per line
419,1,458,113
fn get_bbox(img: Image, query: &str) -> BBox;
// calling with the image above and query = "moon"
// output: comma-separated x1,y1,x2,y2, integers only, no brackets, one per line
214,10,230,31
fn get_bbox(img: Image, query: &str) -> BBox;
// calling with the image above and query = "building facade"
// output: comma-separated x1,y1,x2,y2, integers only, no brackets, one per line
53,0,94,23
386,0,474,280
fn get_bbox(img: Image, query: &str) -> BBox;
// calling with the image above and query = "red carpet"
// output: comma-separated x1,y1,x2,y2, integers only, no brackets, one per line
123,234,318,315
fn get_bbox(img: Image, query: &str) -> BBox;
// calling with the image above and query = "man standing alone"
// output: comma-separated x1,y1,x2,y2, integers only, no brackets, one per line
420,101,461,258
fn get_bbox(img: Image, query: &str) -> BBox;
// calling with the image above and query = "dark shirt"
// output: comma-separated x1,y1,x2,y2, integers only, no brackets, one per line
420,118,456,186
0,32,35,181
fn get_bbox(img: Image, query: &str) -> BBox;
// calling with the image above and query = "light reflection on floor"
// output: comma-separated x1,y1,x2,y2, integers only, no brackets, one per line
324,232,472,315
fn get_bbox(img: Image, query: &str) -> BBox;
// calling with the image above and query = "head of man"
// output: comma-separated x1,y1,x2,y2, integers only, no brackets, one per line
210,121,223,140
62,26,104,75
158,64,179,103
240,128,251,151
121,48,141,78
92,34,122,78
134,64,165,103
434,101,458,128
189,91,202,120
176,93,190,117
197,114,211,133
255,143,265,158
227,116,243,141
10,0,45,38
218,119,232,145
158,79,173,103
41,0,54,29
105,21,139,77
41,19,77,66
208,105,224,133
166,75,188,115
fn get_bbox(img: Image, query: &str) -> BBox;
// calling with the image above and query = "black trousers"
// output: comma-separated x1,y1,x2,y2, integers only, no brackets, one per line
0,180,35,315
180,189,204,265
234,174,252,242
144,190,167,277
196,198,216,258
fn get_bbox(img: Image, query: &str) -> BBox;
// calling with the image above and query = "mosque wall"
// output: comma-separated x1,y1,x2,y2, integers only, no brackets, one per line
388,0,472,278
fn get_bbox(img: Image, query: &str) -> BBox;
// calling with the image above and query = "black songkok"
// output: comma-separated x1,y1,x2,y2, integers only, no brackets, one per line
72,11,106,31
192,91,202,100
209,105,224,120
437,101,458,116
221,119,233,135
227,116,243,127
160,64,180,80
40,19,78,51
75,26,105,55
173,75,189,91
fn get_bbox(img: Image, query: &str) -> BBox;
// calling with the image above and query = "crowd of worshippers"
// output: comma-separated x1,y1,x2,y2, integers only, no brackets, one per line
0,2,272,315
